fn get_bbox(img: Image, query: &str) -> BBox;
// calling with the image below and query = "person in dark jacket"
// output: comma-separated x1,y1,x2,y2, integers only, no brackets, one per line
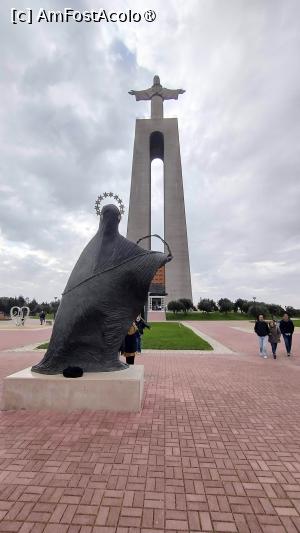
135,314,150,353
122,322,138,365
254,314,269,358
268,320,281,359
279,313,294,356
39,310,46,325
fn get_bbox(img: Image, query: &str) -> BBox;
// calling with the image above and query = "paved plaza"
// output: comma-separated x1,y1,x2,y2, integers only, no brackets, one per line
0,321,300,533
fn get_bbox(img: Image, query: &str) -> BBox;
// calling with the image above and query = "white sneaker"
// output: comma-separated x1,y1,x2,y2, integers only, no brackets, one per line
264,355,267,359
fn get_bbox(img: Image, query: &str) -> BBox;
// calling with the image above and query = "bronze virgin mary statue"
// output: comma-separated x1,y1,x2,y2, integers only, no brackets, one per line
32,204,172,374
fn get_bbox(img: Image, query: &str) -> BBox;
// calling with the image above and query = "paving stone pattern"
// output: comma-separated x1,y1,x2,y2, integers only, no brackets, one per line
0,323,300,532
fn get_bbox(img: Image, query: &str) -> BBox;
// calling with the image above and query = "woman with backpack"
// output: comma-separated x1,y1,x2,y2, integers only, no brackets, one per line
268,319,281,359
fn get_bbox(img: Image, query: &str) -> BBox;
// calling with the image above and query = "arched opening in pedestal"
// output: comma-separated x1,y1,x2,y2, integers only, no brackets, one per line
150,159,164,252
149,131,166,311
150,131,164,252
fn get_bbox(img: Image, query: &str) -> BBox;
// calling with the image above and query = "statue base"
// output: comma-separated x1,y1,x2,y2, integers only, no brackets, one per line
3,365,144,412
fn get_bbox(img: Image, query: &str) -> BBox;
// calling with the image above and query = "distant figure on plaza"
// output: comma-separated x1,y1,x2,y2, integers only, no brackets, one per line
279,312,294,356
254,314,269,358
135,314,150,353
123,322,138,365
39,310,46,325
268,320,281,359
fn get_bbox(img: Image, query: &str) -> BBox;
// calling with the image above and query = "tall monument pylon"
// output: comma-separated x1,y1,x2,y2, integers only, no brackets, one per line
127,75,192,305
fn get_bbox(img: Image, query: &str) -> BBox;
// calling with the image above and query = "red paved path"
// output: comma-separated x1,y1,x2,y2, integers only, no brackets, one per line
0,328,52,352
0,323,300,533
187,321,300,358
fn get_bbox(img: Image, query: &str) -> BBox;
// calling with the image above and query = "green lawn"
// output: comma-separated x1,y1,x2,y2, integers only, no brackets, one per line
166,311,250,321
37,342,49,349
142,322,212,350
294,320,300,327
36,323,212,351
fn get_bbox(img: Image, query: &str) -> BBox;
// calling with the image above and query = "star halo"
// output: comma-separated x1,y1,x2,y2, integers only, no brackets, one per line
94,192,125,217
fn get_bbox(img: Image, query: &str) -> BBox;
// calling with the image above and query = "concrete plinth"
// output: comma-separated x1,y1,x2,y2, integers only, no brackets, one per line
3,365,144,412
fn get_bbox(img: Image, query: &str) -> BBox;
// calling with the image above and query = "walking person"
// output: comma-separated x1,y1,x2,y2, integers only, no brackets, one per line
279,312,294,356
123,322,138,365
268,320,281,359
39,310,46,325
135,314,150,353
254,314,269,358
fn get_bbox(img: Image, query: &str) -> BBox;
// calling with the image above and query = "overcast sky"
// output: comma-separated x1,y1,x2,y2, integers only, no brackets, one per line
1,0,299,307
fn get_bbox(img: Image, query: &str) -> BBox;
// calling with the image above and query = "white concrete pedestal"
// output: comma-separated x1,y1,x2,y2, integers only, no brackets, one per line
3,365,144,412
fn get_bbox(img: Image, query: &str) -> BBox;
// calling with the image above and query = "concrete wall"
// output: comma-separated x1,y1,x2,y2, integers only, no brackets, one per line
127,118,192,303
127,120,151,249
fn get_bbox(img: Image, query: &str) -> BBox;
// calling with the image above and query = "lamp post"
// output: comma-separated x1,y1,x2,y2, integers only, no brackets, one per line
53,297,58,320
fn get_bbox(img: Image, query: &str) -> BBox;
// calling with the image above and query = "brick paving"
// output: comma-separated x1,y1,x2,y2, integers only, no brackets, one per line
0,328,51,352
187,321,300,359
0,322,300,532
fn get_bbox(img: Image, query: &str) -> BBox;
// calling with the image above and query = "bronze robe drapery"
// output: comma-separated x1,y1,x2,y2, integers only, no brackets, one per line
32,205,171,374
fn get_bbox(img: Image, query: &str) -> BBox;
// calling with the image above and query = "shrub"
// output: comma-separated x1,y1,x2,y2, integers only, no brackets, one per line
218,298,234,313
248,303,269,319
197,298,217,313
178,298,194,313
167,300,184,314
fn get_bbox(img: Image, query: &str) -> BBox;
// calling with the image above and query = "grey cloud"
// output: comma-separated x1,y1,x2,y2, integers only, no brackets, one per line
0,0,299,305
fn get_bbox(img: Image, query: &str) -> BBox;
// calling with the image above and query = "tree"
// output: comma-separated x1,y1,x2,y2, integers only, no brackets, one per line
0,296,29,315
28,298,39,315
197,298,217,313
178,298,194,313
285,306,297,317
40,301,51,314
50,299,60,318
267,303,285,317
0,297,10,315
17,295,25,307
167,300,184,314
218,298,234,313
241,300,251,313
234,298,250,313
247,302,269,319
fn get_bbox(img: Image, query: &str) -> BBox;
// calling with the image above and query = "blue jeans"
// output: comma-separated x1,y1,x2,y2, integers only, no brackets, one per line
136,333,141,353
270,342,278,356
282,333,292,354
258,336,268,355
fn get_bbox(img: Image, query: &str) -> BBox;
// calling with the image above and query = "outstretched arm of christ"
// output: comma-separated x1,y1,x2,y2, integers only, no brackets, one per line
161,88,186,100
128,89,153,101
